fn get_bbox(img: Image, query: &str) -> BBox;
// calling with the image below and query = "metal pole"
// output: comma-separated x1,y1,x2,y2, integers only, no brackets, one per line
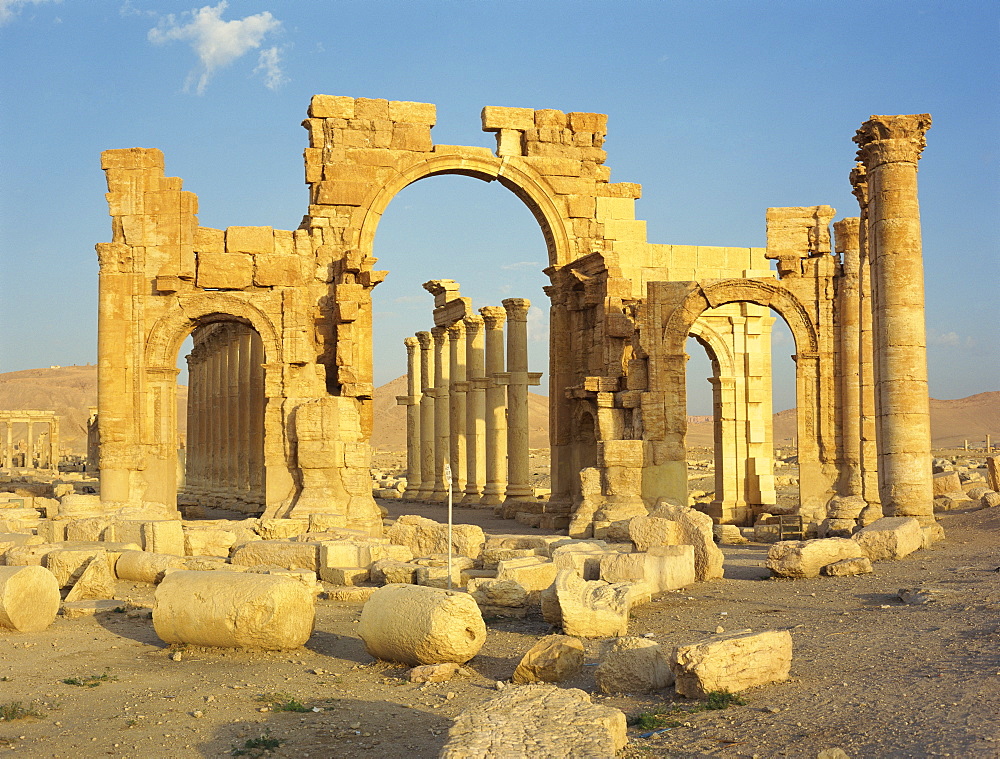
445,461,453,589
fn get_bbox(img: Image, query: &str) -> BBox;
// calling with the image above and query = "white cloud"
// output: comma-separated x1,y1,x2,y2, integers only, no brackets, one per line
0,0,59,26
500,261,540,271
928,329,975,349
254,45,286,90
527,305,548,343
148,2,283,95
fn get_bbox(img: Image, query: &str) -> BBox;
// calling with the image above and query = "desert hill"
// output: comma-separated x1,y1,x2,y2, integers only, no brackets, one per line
1,366,995,455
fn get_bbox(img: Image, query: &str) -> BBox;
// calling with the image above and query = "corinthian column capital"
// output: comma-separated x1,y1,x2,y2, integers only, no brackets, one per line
853,114,931,167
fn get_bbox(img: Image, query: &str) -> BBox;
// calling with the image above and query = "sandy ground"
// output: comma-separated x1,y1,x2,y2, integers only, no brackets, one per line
1,468,998,758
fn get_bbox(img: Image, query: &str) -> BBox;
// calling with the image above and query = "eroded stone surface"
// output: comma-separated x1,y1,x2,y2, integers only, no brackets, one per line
670,629,793,698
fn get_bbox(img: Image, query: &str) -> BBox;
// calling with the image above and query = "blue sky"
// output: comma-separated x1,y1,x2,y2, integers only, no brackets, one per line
0,0,996,415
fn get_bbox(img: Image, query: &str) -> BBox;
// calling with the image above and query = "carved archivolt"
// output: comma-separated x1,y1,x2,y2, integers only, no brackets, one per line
663,279,818,357
356,153,571,268
143,293,282,372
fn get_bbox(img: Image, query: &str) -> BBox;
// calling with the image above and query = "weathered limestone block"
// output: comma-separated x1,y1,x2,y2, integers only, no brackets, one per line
766,538,866,579
388,515,485,559
357,584,486,666
980,491,1000,510
116,550,186,584
439,684,627,759
153,571,315,650
713,524,748,545
0,565,60,632
62,600,123,619
852,517,923,561
628,515,684,552
58,494,104,517
932,471,963,496
553,569,634,638
933,494,973,512
483,534,565,557
480,546,539,569
414,564,467,589
409,662,461,683
599,545,696,593
467,578,528,608
4,542,62,566
64,517,115,542
65,553,118,601
370,559,419,585
46,548,114,588
817,518,857,538
230,540,320,571
595,636,674,694
670,629,793,698
857,503,884,527
495,557,558,599
821,557,873,577
183,528,238,557
257,518,310,540
651,500,724,580
512,634,584,684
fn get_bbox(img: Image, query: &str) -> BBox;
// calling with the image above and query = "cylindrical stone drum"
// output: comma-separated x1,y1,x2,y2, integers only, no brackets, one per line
358,583,486,666
115,551,185,584
0,565,60,632
153,570,315,650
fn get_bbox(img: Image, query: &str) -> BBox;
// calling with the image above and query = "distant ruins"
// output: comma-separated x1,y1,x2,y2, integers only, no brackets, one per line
94,98,934,534
0,410,60,471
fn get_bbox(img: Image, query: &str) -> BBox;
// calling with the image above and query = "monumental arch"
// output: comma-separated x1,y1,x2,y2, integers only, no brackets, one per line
95,97,935,535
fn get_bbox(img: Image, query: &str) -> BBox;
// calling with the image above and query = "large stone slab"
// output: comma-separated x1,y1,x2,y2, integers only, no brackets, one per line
852,517,923,561
388,515,485,559
766,538,866,578
670,629,793,698
650,500,724,580
230,540,320,571
439,684,627,758
599,545,696,593
512,634,584,684
595,636,674,694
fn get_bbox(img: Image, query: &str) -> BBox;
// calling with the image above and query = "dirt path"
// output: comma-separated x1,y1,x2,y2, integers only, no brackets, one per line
1,506,997,758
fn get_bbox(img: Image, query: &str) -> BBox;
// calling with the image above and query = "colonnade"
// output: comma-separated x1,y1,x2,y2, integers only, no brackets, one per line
181,322,266,512
397,287,541,507
0,411,60,470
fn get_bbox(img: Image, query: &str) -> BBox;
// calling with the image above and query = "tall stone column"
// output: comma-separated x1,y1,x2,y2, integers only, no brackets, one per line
49,418,60,472
500,298,540,502
479,307,508,505
225,329,240,503
448,321,468,498
237,328,253,507
416,331,435,500
248,330,265,509
26,421,34,469
854,114,934,525
2,422,9,468
208,333,223,504
462,315,487,504
834,217,863,496
431,326,451,502
851,164,880,507
397,336,422,499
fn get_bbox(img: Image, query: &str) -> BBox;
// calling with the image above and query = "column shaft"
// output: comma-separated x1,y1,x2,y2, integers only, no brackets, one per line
416,332,435,500
400,336,422,499
502,299,534,501
834,217,863,496
448,322,468,497
463,315,487,504
431,327,451,502
479,307,507,505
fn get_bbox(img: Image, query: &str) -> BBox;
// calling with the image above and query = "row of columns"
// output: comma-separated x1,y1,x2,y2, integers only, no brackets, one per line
398,297,541,507
181,322,266,512
835,114,934,525
0,413,60,470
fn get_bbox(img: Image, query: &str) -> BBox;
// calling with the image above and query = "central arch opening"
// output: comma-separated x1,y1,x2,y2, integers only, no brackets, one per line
369,173,551,519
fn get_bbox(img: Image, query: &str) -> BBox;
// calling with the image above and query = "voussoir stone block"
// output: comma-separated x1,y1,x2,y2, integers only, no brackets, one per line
670,629,793,698
595,636,674,694
0,565,61,632
439,684,627,759
512,634,585,684
852,517,923,561
153,570,315,650
766,538,866,578
357,584,486,666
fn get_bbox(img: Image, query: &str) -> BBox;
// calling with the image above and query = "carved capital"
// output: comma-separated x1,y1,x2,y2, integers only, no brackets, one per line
833,218,860,254
479,305,507,329
849,162,868,208
403,336,419,352
447,321,465,338
501,297,531,321
462,314,484,335
430,326,447,346
853,114,931,167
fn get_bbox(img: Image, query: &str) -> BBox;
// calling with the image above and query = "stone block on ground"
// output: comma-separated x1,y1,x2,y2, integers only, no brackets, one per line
0,565,61,632
595,636,674,694
230,540,320,571
153,570,315,649
357,583,486,666
932,471,963,496
115,550,186,584
713,524,749,544
183,527,238,557
65,552,118,601
388,515,484,559
766,538,866,579
439,684,627,759
553,569,634,638
821,556,873,576
512,634,584,684
45,547,116,588
670,629,793,698
495,557,558,600
629,515,684,551
852,517,923,561
599,545,696,594
370,558,418,585
467,578,528,608
256,518,311,540
61,600,124,619
409,662,462,683
650,500,724,580
979,491,1000,510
